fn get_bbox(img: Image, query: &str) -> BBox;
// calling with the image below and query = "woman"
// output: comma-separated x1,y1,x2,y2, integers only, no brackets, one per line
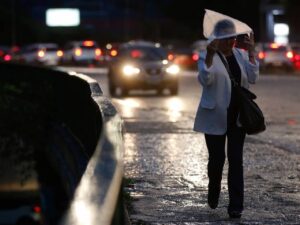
193,19,259,218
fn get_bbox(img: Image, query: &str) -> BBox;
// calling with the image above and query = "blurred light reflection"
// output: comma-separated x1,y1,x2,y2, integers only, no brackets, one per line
68,167,96,225
165,97,183,122
116,98,141,118
73,200,93,225
162,134,208,187
124,134,138,166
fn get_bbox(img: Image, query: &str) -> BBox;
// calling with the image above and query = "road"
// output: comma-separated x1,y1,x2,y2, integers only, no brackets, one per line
65,67,300,224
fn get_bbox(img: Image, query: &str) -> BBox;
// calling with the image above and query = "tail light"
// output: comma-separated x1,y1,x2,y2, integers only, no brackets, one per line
294,54,300,61
286,51,294,59
192,53,199,61
95,48,102,56
270,43,279,49
258,51,266,59
131,50,142,58
33,205,41,214
292,53,300,69
168,53,174,61
4,54,12,61
57,50,63,57
75,48,82,56
83,40,95,47
110,49,118,57
37,50,45,58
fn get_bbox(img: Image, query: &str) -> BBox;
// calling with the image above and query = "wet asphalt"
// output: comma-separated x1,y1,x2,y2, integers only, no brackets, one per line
93,70,300,225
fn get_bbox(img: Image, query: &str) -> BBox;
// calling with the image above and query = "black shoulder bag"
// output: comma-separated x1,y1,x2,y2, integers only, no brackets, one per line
217,51,266,135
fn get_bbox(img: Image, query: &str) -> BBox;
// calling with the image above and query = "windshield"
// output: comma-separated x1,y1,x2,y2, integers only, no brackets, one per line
119,46,167,61
264,46,287,52
44,47,59,51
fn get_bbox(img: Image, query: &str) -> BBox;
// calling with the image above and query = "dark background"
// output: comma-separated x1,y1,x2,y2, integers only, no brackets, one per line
0,0,299,46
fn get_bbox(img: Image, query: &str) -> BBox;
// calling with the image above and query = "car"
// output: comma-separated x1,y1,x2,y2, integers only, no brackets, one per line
257,42,294,72
18,43,63,66
164,41,200,70
108,40,180,96
60,40,104,66
167,47,199,70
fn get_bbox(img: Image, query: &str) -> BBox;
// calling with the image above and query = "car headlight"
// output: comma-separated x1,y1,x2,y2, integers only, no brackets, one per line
166,64,180,75
122,65,140,76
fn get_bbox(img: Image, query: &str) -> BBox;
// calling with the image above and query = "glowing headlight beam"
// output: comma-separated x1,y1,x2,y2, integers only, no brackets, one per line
162,59,168,65
166,64,180,75
122,65,140,76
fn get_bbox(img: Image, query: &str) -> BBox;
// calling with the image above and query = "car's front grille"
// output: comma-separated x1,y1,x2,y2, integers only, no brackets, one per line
146,68,162,75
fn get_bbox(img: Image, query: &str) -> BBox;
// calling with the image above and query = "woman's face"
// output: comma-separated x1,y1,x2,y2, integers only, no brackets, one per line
218,36,236,54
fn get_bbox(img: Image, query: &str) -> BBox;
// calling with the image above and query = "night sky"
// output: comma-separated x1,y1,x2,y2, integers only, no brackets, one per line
1,0,299,46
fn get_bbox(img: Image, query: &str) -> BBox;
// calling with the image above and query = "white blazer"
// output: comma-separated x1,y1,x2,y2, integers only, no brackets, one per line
193,48,259,135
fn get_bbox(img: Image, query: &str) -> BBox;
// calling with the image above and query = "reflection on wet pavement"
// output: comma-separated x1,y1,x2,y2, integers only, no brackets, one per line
114,97,186,122
124,133,207,183
110,74,300,225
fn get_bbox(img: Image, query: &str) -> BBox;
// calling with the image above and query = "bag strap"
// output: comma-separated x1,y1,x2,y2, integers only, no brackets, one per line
216,51,239,87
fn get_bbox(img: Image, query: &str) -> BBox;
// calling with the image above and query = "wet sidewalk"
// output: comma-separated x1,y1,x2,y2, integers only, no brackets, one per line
123,118,300,225
116,74,300,225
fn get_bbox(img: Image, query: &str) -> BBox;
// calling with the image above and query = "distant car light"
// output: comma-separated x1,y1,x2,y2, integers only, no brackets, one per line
192,53,199,61
110,49,118,57
83,40,95,47
258,51,266,59
166,64,180,75
38,50,45,58
106,43,112,49
294,54,300,61
57,50,63,57
75,48,82,56
4,54,11,61
122,65,140,76
286,51,294,59
162,60,168,65
270,43,279,49
168,53,174,61
131,50,142,58
95,48,102,56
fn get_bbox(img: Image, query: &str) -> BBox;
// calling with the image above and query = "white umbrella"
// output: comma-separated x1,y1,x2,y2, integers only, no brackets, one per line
203,9,253,42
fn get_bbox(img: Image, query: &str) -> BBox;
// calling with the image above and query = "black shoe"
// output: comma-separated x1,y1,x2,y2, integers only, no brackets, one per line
228,210,242,219
208,201,218,209
207,188,220,209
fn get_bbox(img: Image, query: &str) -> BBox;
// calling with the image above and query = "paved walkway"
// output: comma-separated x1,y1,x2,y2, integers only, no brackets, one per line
118,74,300,225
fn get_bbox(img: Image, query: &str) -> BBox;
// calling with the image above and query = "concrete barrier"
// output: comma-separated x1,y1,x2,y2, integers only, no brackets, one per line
0,63,126,225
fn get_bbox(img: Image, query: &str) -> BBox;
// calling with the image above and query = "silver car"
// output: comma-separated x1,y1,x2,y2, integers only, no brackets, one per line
19,43,63,66
60,40,104,66
257,42,294,72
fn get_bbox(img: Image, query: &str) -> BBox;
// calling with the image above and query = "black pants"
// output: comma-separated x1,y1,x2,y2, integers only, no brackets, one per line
205,126,246,212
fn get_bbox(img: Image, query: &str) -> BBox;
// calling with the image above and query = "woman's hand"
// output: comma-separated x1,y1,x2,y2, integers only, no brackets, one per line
205,39,219,68
244,33,256,64
207,39,219,55
244,32,255,54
